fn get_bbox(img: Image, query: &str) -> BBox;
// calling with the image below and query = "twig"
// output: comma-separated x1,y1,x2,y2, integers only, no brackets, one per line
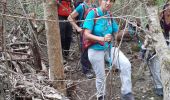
7,42,31,47
0,58,33,63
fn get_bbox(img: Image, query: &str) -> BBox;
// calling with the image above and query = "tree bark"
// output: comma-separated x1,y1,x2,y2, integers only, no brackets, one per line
44,0,66,95
147,6,170,100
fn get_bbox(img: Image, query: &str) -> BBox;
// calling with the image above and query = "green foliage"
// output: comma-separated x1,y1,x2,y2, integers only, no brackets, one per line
154,0,165,6
147,0,165,6
35,4,44,19
26,1,44,19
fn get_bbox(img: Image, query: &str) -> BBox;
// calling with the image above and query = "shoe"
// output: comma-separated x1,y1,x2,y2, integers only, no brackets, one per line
85,72,94,79
97,95,105,100
154,88,163,96
121,93,135,100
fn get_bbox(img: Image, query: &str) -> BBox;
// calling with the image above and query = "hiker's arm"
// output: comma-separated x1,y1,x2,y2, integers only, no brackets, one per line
84,29,112,42
68,10,82,32
84,29,104,42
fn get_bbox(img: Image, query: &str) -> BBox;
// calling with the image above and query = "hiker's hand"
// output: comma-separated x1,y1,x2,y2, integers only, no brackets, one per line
104,34,112,42
76,27,83,33
139,45,147,59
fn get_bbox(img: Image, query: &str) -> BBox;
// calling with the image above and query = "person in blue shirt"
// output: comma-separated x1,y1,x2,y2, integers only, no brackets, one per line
68,0,96,79
68,0,91,32
83,0,135,100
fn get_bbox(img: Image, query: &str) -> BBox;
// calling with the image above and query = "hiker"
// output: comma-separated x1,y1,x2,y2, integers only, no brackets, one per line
143,2,170,96
56,0,73,60
159,2,170,46
140,44,163,96
139,24,163,96
139,3,170,96
115,18,163,96
67,0,96,79
140,2,170,96
83,0,134,100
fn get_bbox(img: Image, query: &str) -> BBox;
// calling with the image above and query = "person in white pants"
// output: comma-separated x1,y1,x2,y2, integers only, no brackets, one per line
88,47,134,100
83,0,135,99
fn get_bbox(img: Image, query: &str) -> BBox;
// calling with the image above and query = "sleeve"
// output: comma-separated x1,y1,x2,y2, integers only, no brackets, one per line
75,4,83,15
83,10,95,31
112,19,119,33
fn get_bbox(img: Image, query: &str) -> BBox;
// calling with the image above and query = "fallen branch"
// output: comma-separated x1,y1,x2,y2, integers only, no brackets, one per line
0,58,33,63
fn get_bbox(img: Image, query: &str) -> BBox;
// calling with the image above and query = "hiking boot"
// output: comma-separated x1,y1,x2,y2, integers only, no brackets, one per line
97,95,105,100
121,93,135,100
63,59,67,65
154,88,163,96
85,71,94,79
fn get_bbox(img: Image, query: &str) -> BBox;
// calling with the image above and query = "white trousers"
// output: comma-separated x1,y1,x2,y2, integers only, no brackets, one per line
88,47,132,97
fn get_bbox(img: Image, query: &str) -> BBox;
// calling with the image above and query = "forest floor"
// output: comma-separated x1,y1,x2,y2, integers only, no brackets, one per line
64,32,163,100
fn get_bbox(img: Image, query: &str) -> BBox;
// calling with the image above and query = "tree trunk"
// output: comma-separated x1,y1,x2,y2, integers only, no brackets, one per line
44,0,66,95
147,6,170,100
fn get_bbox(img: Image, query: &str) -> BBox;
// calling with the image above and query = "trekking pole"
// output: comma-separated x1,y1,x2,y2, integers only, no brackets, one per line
108,41,113,100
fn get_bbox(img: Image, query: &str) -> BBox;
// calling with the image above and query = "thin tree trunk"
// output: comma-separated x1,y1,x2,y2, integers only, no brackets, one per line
147,6,170,100
18,0,42,71
44,0,66,95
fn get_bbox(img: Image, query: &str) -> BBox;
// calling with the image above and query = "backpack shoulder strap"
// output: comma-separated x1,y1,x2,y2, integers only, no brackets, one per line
93,8,100,24
108,11,113,21
108,11,115,34
81,3,86,18
93,8,99,17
